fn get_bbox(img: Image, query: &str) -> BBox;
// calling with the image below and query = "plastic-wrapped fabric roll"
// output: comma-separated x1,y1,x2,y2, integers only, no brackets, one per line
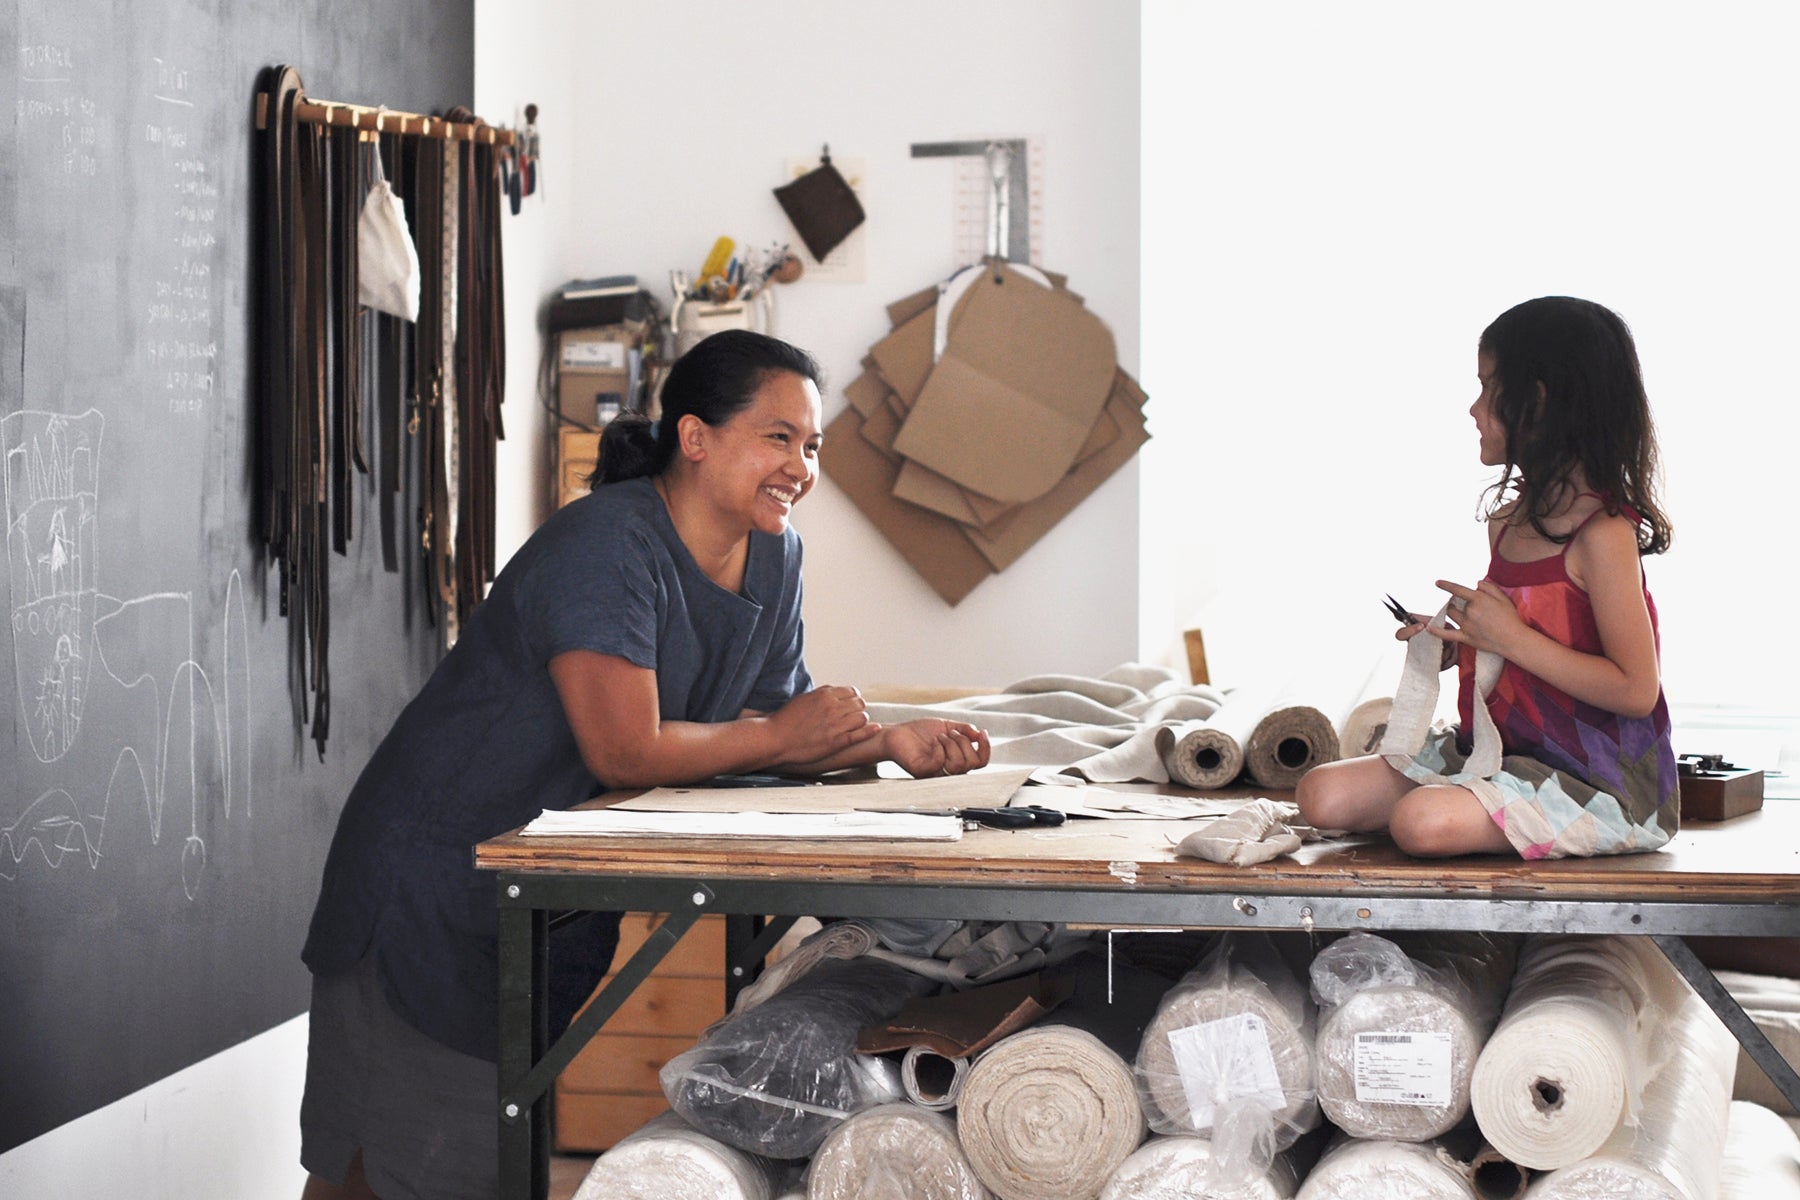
807,1104,991,1200
1295,1137,1477,1200
571,1111,789,1200
661,956,932,1158
1470,935,1686,1172
902,1045,970,1111
1135,933,1319,1169
1099,1134,1301,1200
1311,932,1518,1141
957,1025,1147,1200
1719,1101,1800,1199
1714,969,1800,1116
1519,977,1738,1200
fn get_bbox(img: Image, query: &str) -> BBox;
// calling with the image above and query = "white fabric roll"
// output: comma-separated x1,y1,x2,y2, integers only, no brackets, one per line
1100,1134,1300,1200
1135,934,1319,1165
1295,1137,1476,1200
1158,677,1280,789
807,1104,991,1200
1720,1100,1800,1200
1471,935,1686,1171
903,1045,970,1111
957,1025,1147,1200
1311,932,1517,1141
1335,642,1407,758
572,1111,787,1200
1520,976,1738,1200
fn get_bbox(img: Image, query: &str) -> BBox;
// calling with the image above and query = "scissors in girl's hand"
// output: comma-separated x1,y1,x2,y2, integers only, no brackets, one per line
1383,594,1420,626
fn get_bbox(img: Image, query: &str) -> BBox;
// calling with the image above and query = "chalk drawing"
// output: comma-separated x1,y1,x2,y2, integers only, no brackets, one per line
1,409,252,898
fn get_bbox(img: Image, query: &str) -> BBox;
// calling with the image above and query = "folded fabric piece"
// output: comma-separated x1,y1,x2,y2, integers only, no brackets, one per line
661,956,933,1158
807,1104,991,1200
571,1111,789,1200
1310,932,1518,1141
1135,933,1320,1173
1719,1101,1800,1200
1522,972,1738,1200
1470,934,1688,1171
729,920,881,1016
1295,1136,1477,1200
1099,1134,1302,1200
1173,798,1323,866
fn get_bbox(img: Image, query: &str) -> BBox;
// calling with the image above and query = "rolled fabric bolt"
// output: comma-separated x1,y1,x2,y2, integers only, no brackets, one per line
572,1110,787,1200
807,1104,991,1200
1521,978,1740,1200
1157,680,1277,789
902,1045,970,1112
1244,703,1339,790
1718,1101,1800,1200
1100,1134,1300,1200
1295,1137,1477,1200
957,1025,1146,1200
1470,936,1688,1172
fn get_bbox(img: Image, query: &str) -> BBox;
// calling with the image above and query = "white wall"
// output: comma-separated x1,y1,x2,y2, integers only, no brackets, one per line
543,0,1144,688
0,1017,310,1200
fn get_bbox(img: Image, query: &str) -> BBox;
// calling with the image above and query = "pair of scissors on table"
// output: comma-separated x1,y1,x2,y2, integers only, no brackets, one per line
882,804,1068,829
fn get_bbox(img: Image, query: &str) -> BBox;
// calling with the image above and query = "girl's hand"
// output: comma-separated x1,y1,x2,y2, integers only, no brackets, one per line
1429,579,1524,655
885,720,991,778
768,685,880,763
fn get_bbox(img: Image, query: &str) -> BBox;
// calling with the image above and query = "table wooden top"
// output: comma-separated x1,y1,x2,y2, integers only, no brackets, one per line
476,787,1800,906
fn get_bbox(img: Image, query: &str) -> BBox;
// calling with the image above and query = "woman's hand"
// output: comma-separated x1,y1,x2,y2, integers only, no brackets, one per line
1429,579,1525,656
767,685,880,764
884,720,991,778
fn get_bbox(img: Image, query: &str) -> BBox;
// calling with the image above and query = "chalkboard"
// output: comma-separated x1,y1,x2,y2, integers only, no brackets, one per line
1,2,472,1153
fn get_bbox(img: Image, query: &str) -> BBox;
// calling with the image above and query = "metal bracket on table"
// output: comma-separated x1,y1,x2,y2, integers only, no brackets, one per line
910,138,1031,263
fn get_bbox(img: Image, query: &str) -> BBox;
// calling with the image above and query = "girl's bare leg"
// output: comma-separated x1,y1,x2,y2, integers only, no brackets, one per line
1294,755,1416,832
1388,784,1514,857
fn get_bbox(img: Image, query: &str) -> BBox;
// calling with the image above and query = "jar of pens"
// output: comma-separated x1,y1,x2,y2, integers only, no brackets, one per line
668,237,803,358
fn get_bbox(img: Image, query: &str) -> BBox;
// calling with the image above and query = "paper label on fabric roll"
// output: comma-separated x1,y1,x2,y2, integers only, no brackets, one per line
1168,1014,1286,1126
1352,1031,1452,1105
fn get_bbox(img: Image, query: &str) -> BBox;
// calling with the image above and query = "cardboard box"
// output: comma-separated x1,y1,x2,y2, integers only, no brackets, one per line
557,327,637,426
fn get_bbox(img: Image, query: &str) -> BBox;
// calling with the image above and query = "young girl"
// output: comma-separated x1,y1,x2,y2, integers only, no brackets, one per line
1296,296,1676,860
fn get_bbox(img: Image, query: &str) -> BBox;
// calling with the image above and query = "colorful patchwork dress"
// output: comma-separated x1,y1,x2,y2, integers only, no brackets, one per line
1401,508,1679,858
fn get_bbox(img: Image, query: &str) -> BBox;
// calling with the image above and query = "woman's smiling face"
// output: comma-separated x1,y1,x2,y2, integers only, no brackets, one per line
700,369,823,536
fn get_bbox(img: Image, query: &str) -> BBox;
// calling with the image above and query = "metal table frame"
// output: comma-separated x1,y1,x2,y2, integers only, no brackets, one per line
493,868,1800,1200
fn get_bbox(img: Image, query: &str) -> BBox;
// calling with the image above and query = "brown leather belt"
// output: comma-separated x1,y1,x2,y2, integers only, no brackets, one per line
254,68,508,754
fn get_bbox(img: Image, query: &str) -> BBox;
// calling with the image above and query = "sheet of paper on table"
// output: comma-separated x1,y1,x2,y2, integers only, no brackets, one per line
519,809,965,841
608,766,1035,814
1023,786,1261,820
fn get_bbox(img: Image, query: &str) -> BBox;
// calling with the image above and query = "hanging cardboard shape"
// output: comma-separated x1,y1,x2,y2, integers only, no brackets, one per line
893,266,1116,503
819,409,994,605
867,306,938,409
843,368,889,419
961,369,1150,571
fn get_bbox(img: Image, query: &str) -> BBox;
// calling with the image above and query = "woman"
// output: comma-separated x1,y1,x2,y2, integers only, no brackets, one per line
299,330,989,1199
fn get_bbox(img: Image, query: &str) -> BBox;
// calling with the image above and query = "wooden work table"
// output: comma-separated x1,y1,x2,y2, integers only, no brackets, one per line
477,790,1800,1199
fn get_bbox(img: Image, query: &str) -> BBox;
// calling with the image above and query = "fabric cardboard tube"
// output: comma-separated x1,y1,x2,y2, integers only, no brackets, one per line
571,1111,788,1200
1470,935,1688,1172
1294,1137,1478,1200
806,1104,991,1200
956,1025,1147,1200
1520,975,1739,1200
901,1046,970,1111
1469,1143,1531,1200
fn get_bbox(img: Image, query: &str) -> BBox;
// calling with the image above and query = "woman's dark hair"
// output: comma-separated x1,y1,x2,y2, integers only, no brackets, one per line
1478,296,1672,555
589,330,822,488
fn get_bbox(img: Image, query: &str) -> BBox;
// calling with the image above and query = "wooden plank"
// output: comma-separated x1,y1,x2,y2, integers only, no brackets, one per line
479,792,1800,904
566,974,724,1037
552,1090,667,1154
558,1033,696,1094
612,912,725,978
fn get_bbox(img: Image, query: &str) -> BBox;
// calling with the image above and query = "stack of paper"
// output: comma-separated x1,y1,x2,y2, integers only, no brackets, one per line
520,808,964,841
